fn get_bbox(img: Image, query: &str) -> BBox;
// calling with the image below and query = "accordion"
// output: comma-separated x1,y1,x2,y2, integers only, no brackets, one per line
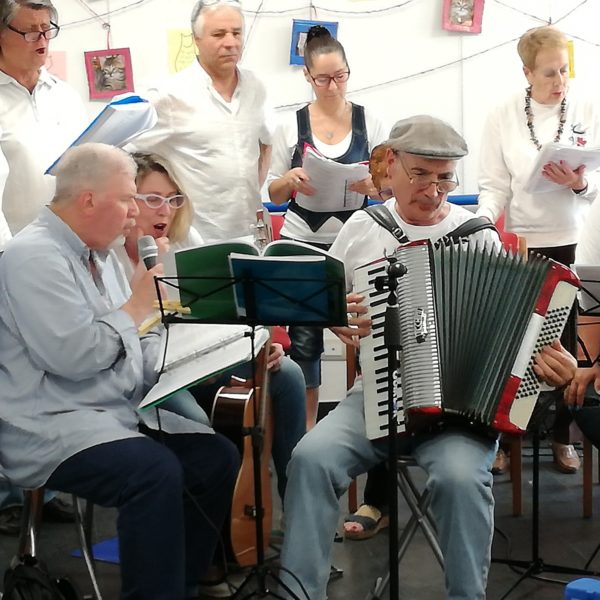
357,240,579,441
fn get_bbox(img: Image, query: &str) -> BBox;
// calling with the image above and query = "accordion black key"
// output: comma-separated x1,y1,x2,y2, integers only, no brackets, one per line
357,240,579,440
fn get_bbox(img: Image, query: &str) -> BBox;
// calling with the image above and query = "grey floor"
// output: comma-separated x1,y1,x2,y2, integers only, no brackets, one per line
2,439,600,600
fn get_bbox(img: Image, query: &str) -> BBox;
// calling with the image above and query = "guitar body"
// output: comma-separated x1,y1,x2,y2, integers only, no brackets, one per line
210,384,273,567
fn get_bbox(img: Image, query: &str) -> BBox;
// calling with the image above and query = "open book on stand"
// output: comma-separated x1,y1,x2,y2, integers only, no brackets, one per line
172,238,347,326
46,93,157,174
524,142,600,194
139,323,269,410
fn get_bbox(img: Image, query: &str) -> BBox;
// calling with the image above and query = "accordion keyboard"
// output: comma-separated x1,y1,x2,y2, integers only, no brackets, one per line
354,258,404,440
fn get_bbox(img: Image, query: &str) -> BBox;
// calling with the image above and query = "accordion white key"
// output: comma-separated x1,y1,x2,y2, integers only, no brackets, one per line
356,240,579,441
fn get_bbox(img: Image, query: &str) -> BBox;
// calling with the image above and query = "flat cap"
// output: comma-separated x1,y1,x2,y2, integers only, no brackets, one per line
386,115,468,160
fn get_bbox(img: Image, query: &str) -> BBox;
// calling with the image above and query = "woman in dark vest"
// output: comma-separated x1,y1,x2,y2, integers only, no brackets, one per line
267,25,387,429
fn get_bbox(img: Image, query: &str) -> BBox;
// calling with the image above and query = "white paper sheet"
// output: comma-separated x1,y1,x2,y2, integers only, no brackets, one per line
295,145,370,213
524,143,600,194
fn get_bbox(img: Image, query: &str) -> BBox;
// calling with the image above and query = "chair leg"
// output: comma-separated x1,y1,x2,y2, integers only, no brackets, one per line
509,437,522,517
18,488,44,558
396,464,443,567
584,437,593,518
73,495,103,600
348,478,358,514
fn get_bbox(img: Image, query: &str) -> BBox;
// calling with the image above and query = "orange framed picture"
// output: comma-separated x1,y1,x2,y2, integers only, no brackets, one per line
442,0,485,34
84,48,134,100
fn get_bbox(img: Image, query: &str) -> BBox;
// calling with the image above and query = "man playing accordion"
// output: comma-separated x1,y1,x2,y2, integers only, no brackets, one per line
278,115,576,600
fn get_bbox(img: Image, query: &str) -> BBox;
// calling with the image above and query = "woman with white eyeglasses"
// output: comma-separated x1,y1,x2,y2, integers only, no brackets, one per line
116,152,306,508
267,25,388,431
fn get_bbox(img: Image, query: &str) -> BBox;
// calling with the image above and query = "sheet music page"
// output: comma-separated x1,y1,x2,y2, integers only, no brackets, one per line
572,264,600,314
46,94,157,174
140,325,269,410
295,145,369,213
524,143,600,194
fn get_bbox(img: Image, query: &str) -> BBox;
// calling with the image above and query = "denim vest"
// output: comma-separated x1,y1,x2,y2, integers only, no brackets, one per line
288,103,369,232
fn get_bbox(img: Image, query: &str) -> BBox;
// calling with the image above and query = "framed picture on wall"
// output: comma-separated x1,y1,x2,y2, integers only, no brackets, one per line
442,0,485,34
84,48,134,100
289,19,338,66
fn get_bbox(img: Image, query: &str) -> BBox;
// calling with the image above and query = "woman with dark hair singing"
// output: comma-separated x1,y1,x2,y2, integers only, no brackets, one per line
267,25,387,430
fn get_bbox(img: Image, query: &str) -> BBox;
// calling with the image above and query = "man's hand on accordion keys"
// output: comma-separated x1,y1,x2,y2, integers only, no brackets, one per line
533,339,577,388
330,292,372,348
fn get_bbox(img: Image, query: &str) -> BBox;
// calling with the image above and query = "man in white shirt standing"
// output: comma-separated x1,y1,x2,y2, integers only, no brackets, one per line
132,0,273,243
0,0,87,235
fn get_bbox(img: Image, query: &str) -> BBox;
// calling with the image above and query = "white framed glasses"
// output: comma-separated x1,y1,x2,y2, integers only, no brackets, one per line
135,193,186,209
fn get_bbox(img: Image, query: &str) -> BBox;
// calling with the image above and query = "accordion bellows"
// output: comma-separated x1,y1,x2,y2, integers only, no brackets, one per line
357,240,579,440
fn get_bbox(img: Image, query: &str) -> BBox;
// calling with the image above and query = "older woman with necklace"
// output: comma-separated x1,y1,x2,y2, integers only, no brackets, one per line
268,26,387,428
477,25,600,474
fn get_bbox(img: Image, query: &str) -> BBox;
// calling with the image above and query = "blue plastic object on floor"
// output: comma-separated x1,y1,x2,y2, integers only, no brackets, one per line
565,578,600,599
71,537,119,564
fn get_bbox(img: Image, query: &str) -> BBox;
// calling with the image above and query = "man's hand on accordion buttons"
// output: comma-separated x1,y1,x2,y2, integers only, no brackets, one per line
565,363,600,409
331,293,371,348
533,339,577,388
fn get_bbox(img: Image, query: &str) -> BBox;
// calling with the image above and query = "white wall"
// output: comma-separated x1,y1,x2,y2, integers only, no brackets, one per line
51,0,600,194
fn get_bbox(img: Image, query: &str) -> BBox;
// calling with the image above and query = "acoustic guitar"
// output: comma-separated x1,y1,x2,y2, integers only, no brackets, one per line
210,343,273,566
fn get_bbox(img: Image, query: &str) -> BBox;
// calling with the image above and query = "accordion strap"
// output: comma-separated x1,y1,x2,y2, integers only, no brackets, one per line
363,204,497,243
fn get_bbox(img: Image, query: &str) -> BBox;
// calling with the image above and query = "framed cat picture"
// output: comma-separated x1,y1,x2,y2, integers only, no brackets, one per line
84,48,134,100
442,0,485,34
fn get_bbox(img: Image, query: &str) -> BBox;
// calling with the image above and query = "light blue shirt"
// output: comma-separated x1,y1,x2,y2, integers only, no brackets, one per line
0,207,204,488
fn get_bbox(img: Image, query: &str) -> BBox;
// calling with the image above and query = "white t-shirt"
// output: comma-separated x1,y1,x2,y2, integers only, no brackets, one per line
267,105,388,245
330,199,501,291
477,88,600,248
0,68,87,234
132,61,275,243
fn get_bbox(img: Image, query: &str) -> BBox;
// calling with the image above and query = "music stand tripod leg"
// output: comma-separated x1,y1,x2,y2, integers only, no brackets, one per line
492,427,598,598
229,304,305,600
365,258,407,600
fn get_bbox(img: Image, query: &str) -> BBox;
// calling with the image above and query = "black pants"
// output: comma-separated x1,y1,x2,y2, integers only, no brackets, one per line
47,427,239,599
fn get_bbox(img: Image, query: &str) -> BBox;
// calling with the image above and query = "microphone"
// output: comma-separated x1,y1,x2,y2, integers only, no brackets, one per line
138,235,159,269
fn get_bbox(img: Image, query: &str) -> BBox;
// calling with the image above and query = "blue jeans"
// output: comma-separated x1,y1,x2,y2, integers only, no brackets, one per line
47,427,239,600
279,382,497,600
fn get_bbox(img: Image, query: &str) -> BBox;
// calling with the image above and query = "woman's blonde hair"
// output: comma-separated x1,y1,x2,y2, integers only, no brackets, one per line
130,152,193,244
517,26,568,71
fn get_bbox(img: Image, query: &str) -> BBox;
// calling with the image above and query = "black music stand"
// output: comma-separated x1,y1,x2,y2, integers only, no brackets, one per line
491,401,598,598
153,257,346,600
365,256,407,600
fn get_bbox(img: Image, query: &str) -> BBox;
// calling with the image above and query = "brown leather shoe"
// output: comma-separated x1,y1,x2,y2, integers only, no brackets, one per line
491,448,509,475
552,442,581,474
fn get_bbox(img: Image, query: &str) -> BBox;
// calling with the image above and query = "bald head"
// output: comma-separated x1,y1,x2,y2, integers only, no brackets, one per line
53,143,136,204
50,143,139,250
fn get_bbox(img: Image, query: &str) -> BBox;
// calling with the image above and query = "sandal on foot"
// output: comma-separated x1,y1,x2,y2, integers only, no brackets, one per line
343,504,389,541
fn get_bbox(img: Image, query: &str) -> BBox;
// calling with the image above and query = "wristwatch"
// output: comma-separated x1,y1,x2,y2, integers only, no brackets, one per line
573,183,589,194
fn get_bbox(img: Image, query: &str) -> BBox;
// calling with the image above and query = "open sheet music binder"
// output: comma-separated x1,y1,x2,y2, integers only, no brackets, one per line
573,265,600,315
162,240,348,327
139,324,269,411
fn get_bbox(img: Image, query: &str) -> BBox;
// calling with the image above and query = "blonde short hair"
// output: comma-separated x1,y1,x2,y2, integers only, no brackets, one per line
131,152,193,244
517,26,568,71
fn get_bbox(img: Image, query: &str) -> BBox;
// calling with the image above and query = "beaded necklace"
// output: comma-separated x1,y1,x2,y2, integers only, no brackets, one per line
524,85,567,151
